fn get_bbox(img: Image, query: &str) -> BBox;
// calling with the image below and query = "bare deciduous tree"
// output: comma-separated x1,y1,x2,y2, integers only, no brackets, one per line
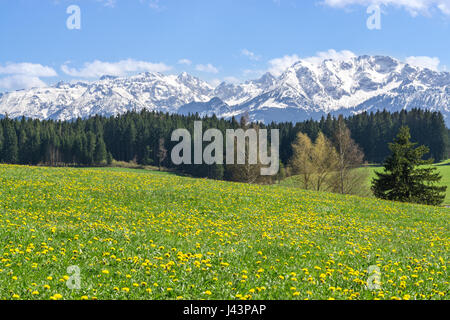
312,132,339,192
331,116,368,195
227,122,268,184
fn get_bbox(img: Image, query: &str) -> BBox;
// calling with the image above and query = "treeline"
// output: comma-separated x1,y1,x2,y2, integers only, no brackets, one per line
0,109,447,180
274,109,448,164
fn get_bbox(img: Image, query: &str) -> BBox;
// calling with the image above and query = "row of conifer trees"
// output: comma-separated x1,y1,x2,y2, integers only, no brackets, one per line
0,109,447,178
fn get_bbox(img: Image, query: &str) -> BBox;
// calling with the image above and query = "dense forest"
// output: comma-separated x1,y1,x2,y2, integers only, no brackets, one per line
0,108,447,181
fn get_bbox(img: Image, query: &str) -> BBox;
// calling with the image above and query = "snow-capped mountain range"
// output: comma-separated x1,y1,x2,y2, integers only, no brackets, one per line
1,55,450,125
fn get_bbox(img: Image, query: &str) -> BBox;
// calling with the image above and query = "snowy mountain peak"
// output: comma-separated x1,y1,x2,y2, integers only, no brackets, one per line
1,55,450,125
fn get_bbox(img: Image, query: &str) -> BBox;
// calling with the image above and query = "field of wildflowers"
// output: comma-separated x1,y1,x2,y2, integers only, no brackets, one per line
0,165,448,300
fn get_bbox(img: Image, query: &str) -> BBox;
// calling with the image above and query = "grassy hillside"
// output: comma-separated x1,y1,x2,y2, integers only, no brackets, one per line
0,165,448,300
281,161,450,205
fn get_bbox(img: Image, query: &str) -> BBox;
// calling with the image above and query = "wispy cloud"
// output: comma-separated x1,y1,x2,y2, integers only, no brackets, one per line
406,56,441,71
195,63,219,74
95,0,164,10
302,49,357,65
61,59,172,78
178,59,192,66
139,0,164,10
96,0,117,8
268,54,301,76
321,0,450,16
241,49,261,61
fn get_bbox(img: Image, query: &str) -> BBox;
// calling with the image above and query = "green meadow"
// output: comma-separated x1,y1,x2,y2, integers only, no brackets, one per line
0,164,448,300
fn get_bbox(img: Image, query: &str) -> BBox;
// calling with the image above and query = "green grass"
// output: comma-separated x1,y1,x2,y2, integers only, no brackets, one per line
281,161,450,205
89,166,172,175
433,161,450,204
0,164,448,300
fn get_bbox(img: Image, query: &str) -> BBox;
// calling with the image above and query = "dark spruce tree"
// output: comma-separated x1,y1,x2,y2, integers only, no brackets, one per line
371,126,447,206
0,124,3,162
2,120,19,164
94,134,107,165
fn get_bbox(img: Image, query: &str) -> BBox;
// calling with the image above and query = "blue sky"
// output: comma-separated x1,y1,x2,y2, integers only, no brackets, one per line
1,0,450,91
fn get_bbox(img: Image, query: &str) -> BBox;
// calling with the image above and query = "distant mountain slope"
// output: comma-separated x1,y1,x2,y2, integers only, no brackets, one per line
1,55,450,125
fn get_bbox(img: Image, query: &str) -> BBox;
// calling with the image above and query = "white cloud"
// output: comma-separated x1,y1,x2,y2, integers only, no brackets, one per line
406,56,441,71
178,59,192,66
321,0,450,16
268,54,301,76
241,49,261,61
303,49,357,65
0,62,57,77
0,75,47,90
195,63,219,74
0,62,57,91
61,59,172,78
